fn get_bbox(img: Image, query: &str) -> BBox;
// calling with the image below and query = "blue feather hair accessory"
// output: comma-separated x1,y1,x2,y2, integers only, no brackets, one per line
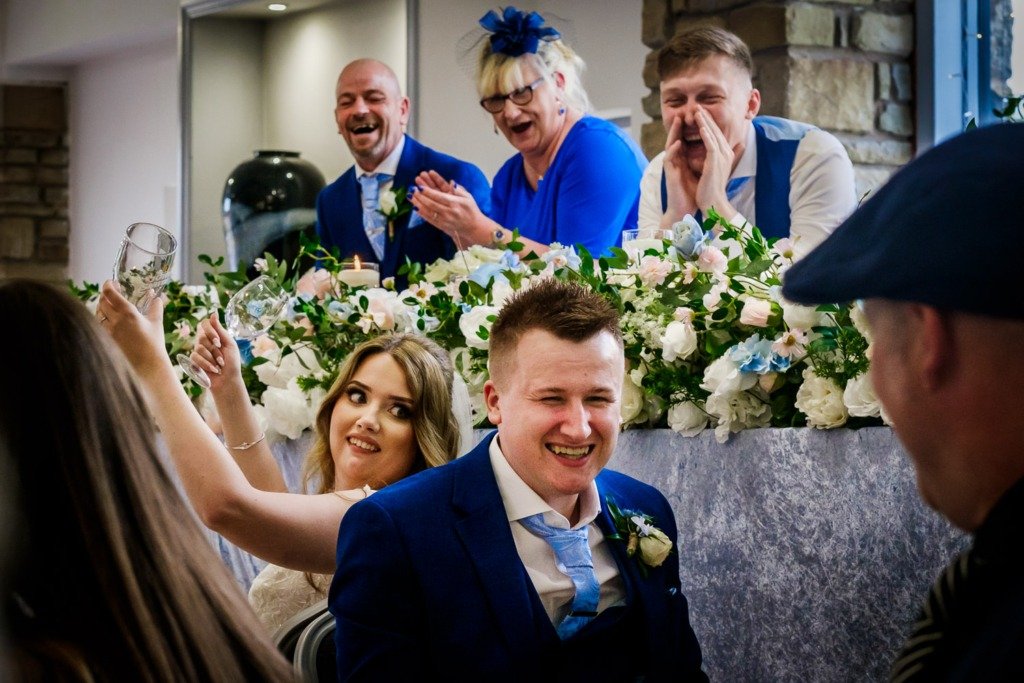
479,6,560,57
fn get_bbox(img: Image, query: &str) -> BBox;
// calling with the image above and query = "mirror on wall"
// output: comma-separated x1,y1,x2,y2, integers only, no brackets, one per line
180,0,414,282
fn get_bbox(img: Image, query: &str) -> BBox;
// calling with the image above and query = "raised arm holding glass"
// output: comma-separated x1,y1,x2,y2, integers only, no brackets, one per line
96,279,467,633
411,7,647,257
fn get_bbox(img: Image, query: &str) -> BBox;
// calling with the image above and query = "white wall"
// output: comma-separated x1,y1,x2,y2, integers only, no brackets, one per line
189,19,264,271
68,37,181,284
416,0,649,179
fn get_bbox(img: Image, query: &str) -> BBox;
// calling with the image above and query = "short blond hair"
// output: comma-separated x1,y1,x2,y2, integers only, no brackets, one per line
658,26,753,81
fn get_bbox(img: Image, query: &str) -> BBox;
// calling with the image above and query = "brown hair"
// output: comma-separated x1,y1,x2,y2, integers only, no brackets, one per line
0,279,291,682
657,26,753,81
304,332,460,493
488,279,622,383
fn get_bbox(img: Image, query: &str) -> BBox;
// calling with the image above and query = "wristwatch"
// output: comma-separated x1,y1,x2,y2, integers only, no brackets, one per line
492,227,506,247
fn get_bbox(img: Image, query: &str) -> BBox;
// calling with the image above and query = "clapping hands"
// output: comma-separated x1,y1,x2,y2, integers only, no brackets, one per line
409,170,490,247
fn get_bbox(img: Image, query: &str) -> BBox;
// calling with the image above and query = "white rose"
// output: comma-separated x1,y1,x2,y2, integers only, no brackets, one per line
843,372,881,418
849,302,872,344
379,189,398,215
781,298,828,330
705,390,772,443
739,297,772,327
659,321,698,362
620,373,645,425
459,305,499,350
667,400,708,436
795,367,848,429
701,356,757,395
638,527,673,567
257,380,319,440
254,344,321,389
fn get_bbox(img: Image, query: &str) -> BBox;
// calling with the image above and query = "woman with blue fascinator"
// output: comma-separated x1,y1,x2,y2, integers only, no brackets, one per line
410,6,648,257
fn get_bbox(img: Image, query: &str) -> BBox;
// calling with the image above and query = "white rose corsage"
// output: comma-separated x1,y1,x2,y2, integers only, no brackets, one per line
377,186,412,242
605,496,674,575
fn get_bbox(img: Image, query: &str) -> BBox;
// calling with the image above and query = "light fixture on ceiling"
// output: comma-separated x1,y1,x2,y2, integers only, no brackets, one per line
268,3,288,11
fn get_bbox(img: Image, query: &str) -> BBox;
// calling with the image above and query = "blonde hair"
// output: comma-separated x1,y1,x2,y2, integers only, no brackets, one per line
303,333,460,493
477,38,592,114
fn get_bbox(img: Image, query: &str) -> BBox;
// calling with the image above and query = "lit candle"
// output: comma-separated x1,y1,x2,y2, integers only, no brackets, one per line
337,256,380,289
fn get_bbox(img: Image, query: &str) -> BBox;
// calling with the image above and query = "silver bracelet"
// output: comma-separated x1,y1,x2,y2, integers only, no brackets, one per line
230,432,266,451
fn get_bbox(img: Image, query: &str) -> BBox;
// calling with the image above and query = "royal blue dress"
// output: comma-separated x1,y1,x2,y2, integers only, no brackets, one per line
488,116,647,256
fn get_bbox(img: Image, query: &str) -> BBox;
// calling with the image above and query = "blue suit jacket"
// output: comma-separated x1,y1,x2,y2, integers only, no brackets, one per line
315,135,490,283
328,431,707,681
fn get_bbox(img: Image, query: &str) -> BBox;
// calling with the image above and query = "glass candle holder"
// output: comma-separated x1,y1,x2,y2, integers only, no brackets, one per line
621,228,675,259
337,257,380,289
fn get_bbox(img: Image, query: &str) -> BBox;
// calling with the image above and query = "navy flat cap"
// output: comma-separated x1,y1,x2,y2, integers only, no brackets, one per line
782,123,1024,319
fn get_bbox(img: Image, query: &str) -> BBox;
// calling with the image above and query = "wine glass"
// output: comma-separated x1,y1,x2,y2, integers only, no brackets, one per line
113,222,177,313
176,275,289,390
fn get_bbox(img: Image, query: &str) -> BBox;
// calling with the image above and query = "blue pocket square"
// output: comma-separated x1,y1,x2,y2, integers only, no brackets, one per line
408,211,425,229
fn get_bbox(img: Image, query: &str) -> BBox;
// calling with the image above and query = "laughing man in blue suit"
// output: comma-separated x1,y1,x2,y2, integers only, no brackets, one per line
316,59,490,286
328,279,707,681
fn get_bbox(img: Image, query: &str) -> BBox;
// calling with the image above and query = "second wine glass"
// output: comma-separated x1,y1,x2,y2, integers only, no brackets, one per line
177,275,289,390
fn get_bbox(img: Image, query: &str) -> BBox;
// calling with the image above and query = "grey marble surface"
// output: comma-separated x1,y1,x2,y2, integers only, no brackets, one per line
608,426,968,682
209,427,967,681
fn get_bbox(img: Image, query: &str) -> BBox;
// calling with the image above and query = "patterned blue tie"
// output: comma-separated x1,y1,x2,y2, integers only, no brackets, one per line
357,173,392,261
519,512,600,639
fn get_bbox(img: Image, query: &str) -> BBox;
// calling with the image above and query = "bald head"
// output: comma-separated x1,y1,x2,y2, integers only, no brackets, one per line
334,59,409,171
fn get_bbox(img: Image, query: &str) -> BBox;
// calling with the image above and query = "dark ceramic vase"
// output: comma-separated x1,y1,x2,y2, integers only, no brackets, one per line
222,150,326,277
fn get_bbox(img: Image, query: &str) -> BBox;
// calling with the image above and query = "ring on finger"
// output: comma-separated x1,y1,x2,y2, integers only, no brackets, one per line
99,314,108,323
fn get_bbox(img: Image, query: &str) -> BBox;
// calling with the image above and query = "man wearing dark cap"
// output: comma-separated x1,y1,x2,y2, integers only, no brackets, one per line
782,122,1024,681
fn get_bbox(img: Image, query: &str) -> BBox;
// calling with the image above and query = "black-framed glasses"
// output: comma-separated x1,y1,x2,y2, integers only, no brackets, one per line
479,77,546,114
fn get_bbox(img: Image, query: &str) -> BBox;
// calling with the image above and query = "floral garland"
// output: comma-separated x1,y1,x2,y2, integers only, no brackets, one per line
71,211,885,443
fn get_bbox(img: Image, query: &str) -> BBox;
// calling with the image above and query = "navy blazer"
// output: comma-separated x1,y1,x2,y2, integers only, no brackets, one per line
328,431,707,681
315,135,490,284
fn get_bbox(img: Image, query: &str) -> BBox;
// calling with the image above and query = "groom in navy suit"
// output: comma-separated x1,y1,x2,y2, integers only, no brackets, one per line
316,59,490,286
329,279,707,681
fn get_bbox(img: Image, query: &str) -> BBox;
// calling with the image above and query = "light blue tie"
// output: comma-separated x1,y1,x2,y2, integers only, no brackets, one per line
519,512,600,639
357,173,392,261
695,175,751,226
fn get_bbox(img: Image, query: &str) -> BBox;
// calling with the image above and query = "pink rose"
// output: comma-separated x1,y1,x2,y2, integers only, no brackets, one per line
739,298,772,327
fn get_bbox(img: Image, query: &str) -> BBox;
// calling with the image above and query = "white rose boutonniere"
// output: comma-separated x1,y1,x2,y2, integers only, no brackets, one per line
377,186,412,242
605,496,674,576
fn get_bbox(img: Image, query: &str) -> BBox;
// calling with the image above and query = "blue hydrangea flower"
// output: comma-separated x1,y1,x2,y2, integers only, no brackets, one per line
729,334,792,375
469,262,509,288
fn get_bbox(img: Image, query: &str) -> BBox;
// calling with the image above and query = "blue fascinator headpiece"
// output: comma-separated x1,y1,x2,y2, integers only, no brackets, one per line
479,6,561,57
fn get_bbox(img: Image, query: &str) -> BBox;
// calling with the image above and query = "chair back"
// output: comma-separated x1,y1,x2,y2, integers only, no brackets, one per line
272,598,329,663
292,606,336,682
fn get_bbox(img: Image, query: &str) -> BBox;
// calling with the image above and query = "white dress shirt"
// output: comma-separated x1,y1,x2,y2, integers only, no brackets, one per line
638,123,857,260
488,436,626,627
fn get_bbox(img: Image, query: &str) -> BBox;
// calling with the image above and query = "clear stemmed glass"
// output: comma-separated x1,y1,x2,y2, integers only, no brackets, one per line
113,222,177,313
176,274,289,390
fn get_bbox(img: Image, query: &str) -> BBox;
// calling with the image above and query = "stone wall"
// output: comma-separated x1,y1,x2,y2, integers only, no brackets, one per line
641,0,915,200
0,85,69,283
